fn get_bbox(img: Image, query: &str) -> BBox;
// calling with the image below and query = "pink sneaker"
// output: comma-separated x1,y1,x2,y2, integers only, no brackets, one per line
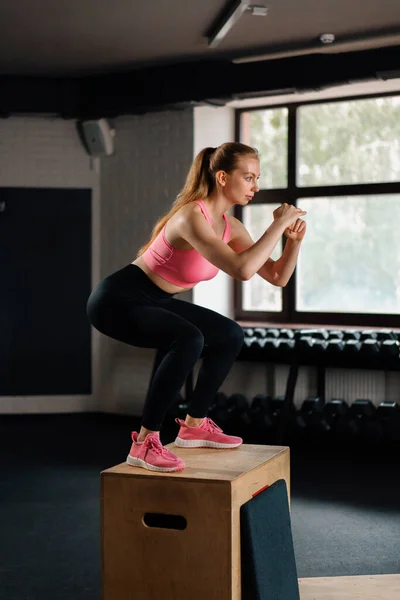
174,417,243,449
126,432,185,472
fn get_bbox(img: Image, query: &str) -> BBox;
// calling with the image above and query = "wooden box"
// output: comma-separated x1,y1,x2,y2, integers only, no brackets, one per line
101,443,290,600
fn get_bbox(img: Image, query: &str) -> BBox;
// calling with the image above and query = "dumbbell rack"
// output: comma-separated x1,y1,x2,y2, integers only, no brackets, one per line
240,326,400,443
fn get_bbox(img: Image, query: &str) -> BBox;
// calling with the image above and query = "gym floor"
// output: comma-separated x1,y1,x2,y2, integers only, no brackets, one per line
0,412,399,600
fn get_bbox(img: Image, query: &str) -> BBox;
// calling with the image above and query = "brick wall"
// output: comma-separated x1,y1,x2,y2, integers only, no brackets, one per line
98,110,194,414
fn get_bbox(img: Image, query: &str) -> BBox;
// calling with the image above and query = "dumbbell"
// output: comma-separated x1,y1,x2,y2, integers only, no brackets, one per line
166,394,189,423
243,335,296,363
250,394,274,441
342,339,362,363
360,330,378,341
324,398,349,421
323,398,350,446
377,329,397,342
348,398,376,418
375,401,400,448
253,327,268,338
293,396,329,445
243,327,254,337
346,399,379,449
310,339,328,363
266,328,280,338
229,393,252,437
359,338,381,366
208,391,229,420
212,393,252,437
362,329,396,342
241,335,277,360
240,335,264,360
296,329,329,340
295,336,327,364
328,330,344,340
295,336,314,361
274,338,296,362
380,339,400,369
268,395,298,443
342,331,361,341
325,338,345,364
279,328,295,339
270,395,294,419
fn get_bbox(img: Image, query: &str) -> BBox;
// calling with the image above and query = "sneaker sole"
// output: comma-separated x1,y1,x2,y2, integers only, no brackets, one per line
174,437,242,449
126,454,184,472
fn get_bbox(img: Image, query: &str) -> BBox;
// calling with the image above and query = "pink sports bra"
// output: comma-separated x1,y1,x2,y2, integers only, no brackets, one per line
141,200,231,289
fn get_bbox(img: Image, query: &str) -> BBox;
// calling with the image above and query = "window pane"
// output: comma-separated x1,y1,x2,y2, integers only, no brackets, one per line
298,96,400,186
240,109,288,189
242,204,283,312
297,195,400,314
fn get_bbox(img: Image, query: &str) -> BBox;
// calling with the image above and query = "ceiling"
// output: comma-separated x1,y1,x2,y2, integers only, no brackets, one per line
1,0,400,118
1,0,400,76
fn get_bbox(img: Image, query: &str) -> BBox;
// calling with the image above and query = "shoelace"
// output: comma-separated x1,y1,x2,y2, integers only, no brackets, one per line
202,418,223,433
145,435,170,457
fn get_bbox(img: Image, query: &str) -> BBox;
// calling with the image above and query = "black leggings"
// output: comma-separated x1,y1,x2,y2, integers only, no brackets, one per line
86,264,244,430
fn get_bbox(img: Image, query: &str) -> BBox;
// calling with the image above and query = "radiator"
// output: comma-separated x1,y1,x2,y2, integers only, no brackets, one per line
273,365,399,408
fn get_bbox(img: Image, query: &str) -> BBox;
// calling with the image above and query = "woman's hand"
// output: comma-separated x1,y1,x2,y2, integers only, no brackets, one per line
284,218,307,242
273,203,306,228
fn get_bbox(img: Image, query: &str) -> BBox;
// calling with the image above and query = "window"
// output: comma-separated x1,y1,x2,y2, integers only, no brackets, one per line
235,93,400,327
297,97,400,187
241,203,283,312
240,108,288,189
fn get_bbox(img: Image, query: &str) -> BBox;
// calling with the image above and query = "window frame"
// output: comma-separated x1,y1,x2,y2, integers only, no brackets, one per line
234,90,400,328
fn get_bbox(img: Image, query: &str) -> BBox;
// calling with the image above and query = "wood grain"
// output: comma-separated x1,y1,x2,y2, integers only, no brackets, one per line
299,574,400,600
102,443,288,481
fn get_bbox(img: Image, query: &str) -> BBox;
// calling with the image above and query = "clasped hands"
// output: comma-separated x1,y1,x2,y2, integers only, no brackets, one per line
273,203,307,242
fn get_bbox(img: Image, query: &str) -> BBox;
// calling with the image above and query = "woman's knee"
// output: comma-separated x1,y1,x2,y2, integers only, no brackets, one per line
230,321,245,348
220,320,245,350
176,325,205,355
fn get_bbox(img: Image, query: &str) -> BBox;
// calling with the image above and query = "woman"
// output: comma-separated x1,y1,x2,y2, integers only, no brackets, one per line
87,142,307,472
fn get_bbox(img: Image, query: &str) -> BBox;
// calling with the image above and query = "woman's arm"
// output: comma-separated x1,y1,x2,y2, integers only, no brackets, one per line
272,239,302,287
178,204,294,281
228,215,306,287
227,215,282,285
272,217,307,286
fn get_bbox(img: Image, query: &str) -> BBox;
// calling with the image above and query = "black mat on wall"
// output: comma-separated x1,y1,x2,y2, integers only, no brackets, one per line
0,187,92,395
241,479,300,600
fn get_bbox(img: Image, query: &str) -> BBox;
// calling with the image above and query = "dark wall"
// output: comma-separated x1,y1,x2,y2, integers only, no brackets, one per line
0,188,92,395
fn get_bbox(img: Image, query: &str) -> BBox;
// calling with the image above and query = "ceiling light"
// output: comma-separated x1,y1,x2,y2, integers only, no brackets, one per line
207,0,250,48
320,33,335,44
248,5,268,17
207,1,268,48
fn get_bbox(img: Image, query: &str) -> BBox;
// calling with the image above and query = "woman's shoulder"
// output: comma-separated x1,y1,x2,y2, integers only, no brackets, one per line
173,201,204,223
164,202,205,249
176,204,241,230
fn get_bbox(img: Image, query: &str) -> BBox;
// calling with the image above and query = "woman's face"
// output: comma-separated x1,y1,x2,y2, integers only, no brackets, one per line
222,157,260,205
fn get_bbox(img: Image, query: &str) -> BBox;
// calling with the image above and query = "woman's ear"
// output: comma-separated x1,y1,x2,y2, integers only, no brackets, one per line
216,170,227,187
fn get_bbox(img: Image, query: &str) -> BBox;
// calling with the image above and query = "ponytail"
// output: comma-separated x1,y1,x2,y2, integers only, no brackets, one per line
136,142,258,257
136,147,216,256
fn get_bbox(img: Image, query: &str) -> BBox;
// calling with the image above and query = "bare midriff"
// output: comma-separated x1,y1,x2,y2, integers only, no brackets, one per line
130,256,191,294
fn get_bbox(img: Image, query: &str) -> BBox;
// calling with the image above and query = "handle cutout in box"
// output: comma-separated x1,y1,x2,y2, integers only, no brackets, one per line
143,512,187,530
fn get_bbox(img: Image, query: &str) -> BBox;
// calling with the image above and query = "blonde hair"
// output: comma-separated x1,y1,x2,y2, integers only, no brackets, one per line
136,141,259,256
